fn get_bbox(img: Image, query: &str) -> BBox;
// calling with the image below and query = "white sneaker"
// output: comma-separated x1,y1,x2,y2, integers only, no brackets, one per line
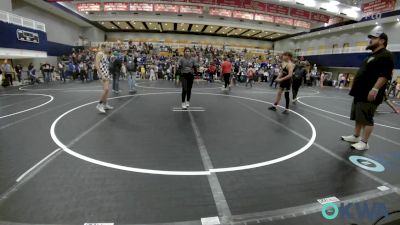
341,135,360,143
96,103,106,113
351,141,369,151
104,103,114,110
186,101,190,108
182,102,187,110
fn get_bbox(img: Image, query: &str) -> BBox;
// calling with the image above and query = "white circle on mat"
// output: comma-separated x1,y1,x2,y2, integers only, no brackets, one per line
50,92,316,175
0,93,54,119
135,82,220,90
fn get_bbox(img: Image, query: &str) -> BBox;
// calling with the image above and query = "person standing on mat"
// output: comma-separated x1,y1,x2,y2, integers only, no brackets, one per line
268,52,294,114
178,47,198,110
221,57,232,90
245,65,255,88
292,61,307,104
341,31,394,151
15,64,22,84
111,51,123,94
126,52,138,94
95,44,114,114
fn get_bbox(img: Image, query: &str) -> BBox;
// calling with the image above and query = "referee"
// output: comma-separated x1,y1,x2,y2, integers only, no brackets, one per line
341,31,395,150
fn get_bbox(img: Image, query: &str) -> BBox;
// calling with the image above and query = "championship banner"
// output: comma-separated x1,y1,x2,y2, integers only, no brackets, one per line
209,7,232,17
290,8,311,20
274,16,293,26
76,3,101,12
254,13,274,23
179,5,203,14
266,3,289,15
310,12,330,23
130,3,153,12
293,20,311,29
361,0,396,13
104,2,129,11
154,4,180,13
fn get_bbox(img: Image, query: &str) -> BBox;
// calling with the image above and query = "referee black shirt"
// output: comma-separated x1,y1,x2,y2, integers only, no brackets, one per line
349,48,394,104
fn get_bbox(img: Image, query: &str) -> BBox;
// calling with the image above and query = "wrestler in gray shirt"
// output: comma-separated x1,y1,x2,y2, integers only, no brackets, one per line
178,57,198,74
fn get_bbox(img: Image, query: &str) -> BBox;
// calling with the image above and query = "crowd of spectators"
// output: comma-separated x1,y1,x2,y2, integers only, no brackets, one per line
1,41,399,99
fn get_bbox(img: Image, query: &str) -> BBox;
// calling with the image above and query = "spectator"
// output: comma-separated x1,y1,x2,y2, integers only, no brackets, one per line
58,61,66,83
42,62,51,82
15,64,22,83
2,59,14,86
149,66,156,81
29,65,40,84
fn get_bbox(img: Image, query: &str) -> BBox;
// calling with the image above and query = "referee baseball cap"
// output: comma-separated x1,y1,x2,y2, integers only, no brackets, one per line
368,31,388,42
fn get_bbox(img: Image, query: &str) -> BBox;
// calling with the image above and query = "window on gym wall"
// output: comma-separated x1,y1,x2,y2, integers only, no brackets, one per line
342,43,350,53
319,45,326,54
332,44,339,54
307,47,314,55
356,41,368,52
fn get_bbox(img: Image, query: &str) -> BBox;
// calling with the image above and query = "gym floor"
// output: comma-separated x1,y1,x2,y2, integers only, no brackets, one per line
0,80,399,225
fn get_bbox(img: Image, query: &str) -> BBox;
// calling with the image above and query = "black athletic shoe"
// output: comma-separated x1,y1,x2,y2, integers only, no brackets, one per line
268,106,277,111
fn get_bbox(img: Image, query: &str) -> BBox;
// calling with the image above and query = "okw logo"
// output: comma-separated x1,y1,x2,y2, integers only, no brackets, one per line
322,202,388,220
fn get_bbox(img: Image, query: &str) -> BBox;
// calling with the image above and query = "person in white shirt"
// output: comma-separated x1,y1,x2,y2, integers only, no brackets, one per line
149,66,156,81
58,62,65,83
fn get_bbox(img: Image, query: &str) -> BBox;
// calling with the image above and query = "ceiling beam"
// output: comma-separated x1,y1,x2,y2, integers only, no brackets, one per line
143,22,149,30
111,21,121,29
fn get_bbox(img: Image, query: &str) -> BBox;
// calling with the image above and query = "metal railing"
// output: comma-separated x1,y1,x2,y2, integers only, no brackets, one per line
90,41,271,54
298,44,400,56
0,10,46,32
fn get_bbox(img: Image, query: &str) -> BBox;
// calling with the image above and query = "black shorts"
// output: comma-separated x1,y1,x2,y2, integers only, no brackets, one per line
280,80,291,91
350,100,378,126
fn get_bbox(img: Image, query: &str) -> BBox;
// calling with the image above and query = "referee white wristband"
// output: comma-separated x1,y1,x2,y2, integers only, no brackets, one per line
371,88,379,92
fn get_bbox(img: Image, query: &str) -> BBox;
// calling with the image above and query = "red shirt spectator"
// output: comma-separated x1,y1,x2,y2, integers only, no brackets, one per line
209,64,216,74
221,60,232,74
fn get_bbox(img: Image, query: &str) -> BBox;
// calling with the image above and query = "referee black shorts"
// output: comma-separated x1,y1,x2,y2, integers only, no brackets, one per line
350,99,378,126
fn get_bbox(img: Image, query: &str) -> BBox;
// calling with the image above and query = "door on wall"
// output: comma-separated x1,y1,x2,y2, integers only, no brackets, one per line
342,43,350,53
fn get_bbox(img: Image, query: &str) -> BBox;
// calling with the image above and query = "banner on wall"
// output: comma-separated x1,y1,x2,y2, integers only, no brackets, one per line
266,3,290,15
154,4,180,13
104,2,129,11
310,12,330,23
130,3,153,11
188,0,215,4
240,0,268,10
232,11,254,20
254,13,274,23
293,20,311,29
216,0,242,7
76,3,101,11
274,16,293,26
0,21,48,52
361,0,396,13
290,8,310,20
209,8,232,17
179,5,203,14
327,16,344,25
